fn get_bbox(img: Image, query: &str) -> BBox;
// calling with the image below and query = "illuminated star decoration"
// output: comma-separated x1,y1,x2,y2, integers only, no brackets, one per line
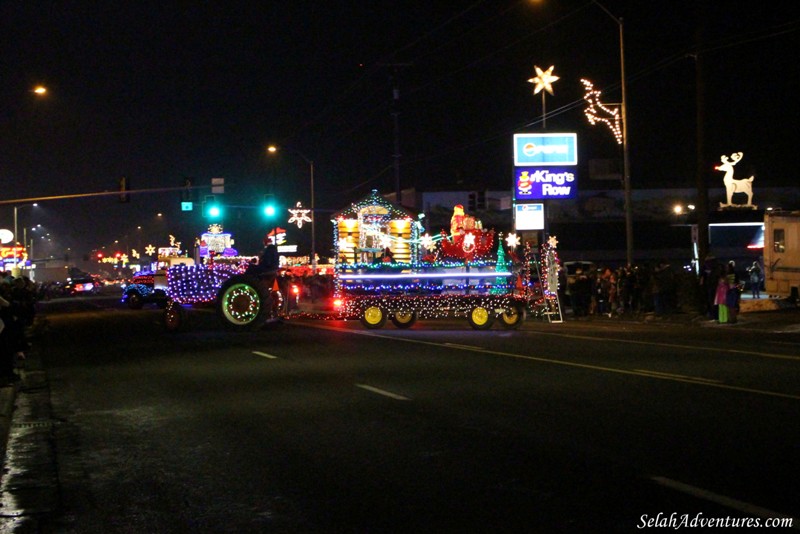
288,202,312,228
528,65,559,95
505,233,521,249
581,79,622,144
379,234,393,249
144,244,156,256
548,235,558,248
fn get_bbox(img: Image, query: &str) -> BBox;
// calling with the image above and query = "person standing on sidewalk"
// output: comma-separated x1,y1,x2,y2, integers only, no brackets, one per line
714,270,730,324
747,261,762,299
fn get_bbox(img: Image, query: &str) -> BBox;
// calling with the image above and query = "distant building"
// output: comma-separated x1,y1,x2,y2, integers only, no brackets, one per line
386,187,800,267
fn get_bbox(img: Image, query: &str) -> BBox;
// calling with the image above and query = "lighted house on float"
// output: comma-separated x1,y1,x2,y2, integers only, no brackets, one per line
331,190,420,267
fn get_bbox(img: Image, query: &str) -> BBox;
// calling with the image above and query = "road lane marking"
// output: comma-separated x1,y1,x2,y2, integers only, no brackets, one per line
355,384,410,401
252,351,278,359
444,342,483,350
633,369,723,384
651,476,799,527
290,321,800,362
533,330,800,362
293,323,800,401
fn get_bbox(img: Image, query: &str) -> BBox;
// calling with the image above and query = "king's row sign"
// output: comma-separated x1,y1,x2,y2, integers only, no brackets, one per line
512,133,578,201
514,167,576,199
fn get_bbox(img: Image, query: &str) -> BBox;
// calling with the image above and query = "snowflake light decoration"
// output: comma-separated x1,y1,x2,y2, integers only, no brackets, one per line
338,237,354,251
288,202,312,228
506,233,521,249
145,244,156,256
379,234,393,249
420,233,435,251
462,232,476,253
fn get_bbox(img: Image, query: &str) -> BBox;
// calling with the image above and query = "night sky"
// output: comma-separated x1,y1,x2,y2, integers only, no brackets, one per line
1,1,798,263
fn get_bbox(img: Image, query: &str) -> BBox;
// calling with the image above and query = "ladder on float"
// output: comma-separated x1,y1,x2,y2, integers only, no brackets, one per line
532,253,563,323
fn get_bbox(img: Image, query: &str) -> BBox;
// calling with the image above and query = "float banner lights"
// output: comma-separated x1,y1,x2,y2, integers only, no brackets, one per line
338,271,512,281
513,133,577,167
514,203,545,231
514,167,577,199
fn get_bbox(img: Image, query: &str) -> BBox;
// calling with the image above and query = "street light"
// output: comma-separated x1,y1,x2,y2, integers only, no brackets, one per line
13,203,38,271
592,1,633,267
267,145,316,274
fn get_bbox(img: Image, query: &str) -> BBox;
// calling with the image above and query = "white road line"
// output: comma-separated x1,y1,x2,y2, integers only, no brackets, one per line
634,369,723,384
534,330,800,362
290,321,800,362
292,323,800,401
651,476,799,527
444,342,483,350
355,384,410,401
252,351,278,359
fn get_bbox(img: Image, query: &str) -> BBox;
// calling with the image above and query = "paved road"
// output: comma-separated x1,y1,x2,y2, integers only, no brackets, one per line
1,298,798,532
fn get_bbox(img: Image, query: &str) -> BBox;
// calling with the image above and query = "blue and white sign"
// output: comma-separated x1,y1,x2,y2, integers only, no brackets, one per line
514,167,577,199
513,133,577,167
514,203,545,231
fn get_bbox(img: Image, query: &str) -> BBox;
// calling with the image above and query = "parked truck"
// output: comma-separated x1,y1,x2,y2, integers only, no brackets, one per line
763,210,800,300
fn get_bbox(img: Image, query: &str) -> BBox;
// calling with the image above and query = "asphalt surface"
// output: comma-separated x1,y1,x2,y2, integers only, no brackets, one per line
0,296,797,530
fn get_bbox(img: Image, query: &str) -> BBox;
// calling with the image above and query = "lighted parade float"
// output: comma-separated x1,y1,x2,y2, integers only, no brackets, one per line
332,190,562,329
146,191,562,332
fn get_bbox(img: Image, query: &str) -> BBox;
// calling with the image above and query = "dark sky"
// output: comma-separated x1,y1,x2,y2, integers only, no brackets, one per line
1,1,799,259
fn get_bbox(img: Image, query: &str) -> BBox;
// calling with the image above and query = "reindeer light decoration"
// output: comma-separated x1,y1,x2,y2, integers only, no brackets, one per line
581,79,622,144
715,152,756,209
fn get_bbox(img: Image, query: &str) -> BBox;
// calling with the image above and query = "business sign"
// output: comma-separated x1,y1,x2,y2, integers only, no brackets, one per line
514,203,545,231
514,167,577,199
513,133,577,166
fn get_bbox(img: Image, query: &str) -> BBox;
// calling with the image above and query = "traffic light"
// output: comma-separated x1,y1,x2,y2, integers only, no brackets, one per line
181,177,193,201
202,196,223,219
262,194,278,218
119,176,130,203
180,178,194,211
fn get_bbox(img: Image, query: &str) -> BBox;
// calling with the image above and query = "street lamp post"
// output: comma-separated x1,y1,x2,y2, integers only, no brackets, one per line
267,145,316,275
593,1,633,267
13,203,38,271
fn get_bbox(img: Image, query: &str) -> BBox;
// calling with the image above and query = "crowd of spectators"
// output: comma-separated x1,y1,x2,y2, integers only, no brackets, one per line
566,261,679,317
0,272,38,385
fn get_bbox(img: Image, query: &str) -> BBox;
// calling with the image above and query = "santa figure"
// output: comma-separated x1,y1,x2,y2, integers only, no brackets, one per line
450,204,466,237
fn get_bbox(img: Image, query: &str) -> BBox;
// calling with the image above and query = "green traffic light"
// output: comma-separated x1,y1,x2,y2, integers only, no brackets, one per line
208,205,222,218
263,205,276,217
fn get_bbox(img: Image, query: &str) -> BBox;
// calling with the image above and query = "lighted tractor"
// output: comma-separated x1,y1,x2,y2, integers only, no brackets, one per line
161,264,287,333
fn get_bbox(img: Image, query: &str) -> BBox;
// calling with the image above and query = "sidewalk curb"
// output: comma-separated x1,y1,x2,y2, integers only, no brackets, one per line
0,384,18,468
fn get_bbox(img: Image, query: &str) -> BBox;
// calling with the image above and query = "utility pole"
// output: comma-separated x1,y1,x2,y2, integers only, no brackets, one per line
382,63,412,206
693,5,710,268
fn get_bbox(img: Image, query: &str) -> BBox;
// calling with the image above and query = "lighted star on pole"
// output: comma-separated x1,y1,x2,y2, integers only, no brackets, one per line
528,65,559,95
288,202,312,228
528,65,559,128
144,244,156,256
